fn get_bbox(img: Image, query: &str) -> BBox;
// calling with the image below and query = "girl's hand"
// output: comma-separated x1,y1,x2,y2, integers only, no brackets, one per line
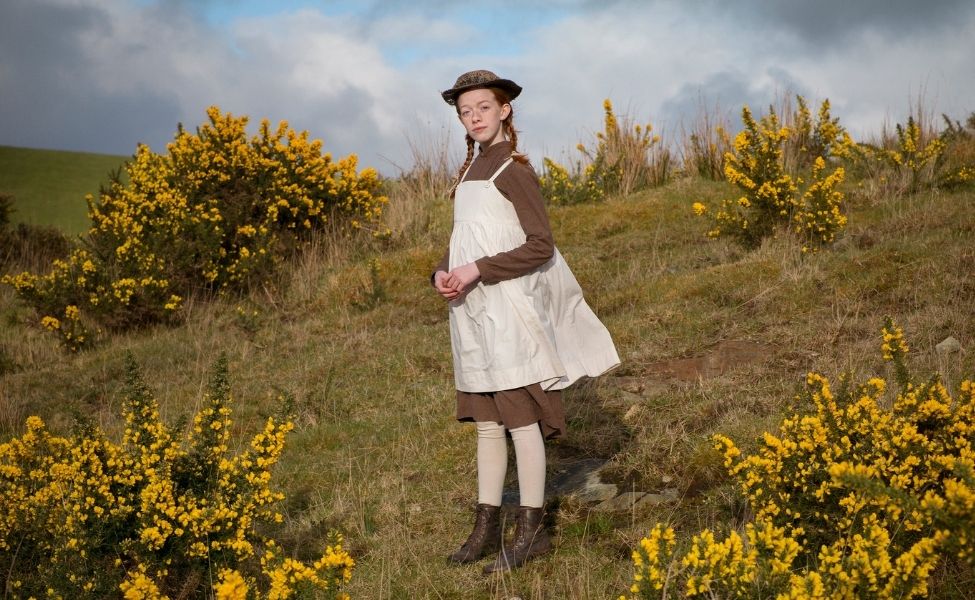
433,270,461,300
446,262,481,293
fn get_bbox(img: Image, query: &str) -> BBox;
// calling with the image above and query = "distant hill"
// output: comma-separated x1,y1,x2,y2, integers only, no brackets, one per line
0,145,128,236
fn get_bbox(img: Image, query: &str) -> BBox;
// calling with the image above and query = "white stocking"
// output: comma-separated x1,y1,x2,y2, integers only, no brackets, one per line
476,421,507,506
509,422,546,508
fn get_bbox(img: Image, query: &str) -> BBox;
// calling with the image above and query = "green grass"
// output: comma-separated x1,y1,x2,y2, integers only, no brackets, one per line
2,168,974,597
0,145,127,235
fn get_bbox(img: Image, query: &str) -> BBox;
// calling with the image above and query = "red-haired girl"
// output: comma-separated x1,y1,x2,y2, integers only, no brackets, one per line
433,70,619,574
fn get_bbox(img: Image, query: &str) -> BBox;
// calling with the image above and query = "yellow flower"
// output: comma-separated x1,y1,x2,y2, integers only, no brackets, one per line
163,295,182,311
214,569,248,600
119,566,164,600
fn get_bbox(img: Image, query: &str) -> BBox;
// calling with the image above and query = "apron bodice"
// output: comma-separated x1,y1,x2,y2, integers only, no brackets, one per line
448,158,619,392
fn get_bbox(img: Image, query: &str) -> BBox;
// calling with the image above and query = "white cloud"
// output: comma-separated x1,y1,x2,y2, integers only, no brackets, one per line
2,0,974,173
510,2,975,160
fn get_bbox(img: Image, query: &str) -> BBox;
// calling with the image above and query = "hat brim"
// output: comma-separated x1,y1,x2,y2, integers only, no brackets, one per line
441,79,522,105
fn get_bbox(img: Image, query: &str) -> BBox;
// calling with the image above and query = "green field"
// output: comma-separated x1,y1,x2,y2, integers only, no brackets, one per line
0,145,127,235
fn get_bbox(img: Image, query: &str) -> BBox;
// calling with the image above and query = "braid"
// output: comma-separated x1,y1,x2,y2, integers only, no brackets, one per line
490,87,529,165
505,119,529,165
449,134,475,198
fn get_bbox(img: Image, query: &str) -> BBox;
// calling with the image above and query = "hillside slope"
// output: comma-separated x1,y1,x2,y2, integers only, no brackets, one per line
0,145,127,235
1,175,974,598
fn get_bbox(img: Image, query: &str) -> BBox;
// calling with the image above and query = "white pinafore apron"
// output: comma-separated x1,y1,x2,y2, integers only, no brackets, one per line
448,157,620,393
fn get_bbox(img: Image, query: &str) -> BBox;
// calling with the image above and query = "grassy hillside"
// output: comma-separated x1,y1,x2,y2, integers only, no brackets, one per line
0,145,127,235
2,163,973,597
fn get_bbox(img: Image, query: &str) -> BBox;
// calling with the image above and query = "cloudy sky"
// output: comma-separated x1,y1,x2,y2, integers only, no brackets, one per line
1,0,973,174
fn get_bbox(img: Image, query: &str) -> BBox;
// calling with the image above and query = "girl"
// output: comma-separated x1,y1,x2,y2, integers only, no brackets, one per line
433,70,619,574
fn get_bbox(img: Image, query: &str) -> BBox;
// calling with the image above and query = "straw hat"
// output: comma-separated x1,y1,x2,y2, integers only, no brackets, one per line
441,69,522,105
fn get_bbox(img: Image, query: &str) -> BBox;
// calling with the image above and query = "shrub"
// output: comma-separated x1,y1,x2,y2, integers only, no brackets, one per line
2,106,387,350
856,115,947,194
783,96,856,173
0,354,354,599
936,113,975,190
541,99,671,203
0,194,72,274
850,107,975,198
0,193,11,229
693,97,855,251
348,256,386,311
539,156,605,205
622,318,975,599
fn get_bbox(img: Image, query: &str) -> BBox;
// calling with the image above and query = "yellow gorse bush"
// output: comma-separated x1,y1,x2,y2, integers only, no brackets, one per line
0,354,353,599
2,106,387,350
937,114,975,189
784,97,858,172
540,157,604,205
850,112,975,197
695,96,855,251
867,116,946,193
541,99,670,204
623,317,975,599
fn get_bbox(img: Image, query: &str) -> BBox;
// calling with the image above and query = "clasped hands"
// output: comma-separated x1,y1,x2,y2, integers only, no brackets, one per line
433,262,480,300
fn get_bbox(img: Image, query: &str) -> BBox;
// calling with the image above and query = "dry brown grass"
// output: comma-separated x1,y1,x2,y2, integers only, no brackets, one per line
381,127,456,246
596,107,674,195
678,96,732,180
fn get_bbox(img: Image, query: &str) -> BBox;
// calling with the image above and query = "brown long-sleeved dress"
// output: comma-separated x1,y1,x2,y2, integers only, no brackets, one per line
433,140,566,439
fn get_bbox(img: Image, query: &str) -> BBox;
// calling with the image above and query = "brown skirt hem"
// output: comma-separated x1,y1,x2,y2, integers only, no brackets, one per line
456,383,566,439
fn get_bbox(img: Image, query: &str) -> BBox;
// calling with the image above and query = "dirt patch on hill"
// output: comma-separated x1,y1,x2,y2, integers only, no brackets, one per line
645,340,773,381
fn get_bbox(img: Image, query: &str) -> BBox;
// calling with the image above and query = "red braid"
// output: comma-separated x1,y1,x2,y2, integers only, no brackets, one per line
449,135,475,199
491,89,530,165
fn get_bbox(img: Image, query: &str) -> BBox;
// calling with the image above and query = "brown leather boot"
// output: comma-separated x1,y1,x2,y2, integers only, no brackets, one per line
483,506,552,574
447,503,502,564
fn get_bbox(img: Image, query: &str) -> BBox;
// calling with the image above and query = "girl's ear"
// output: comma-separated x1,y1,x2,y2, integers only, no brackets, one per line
500,103,511,120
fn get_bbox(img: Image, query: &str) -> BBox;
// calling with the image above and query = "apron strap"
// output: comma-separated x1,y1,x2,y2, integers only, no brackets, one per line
488,157,515,183
460,159,475,183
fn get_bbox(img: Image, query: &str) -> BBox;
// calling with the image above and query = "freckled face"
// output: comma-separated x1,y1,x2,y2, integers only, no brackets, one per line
456,88,511,147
